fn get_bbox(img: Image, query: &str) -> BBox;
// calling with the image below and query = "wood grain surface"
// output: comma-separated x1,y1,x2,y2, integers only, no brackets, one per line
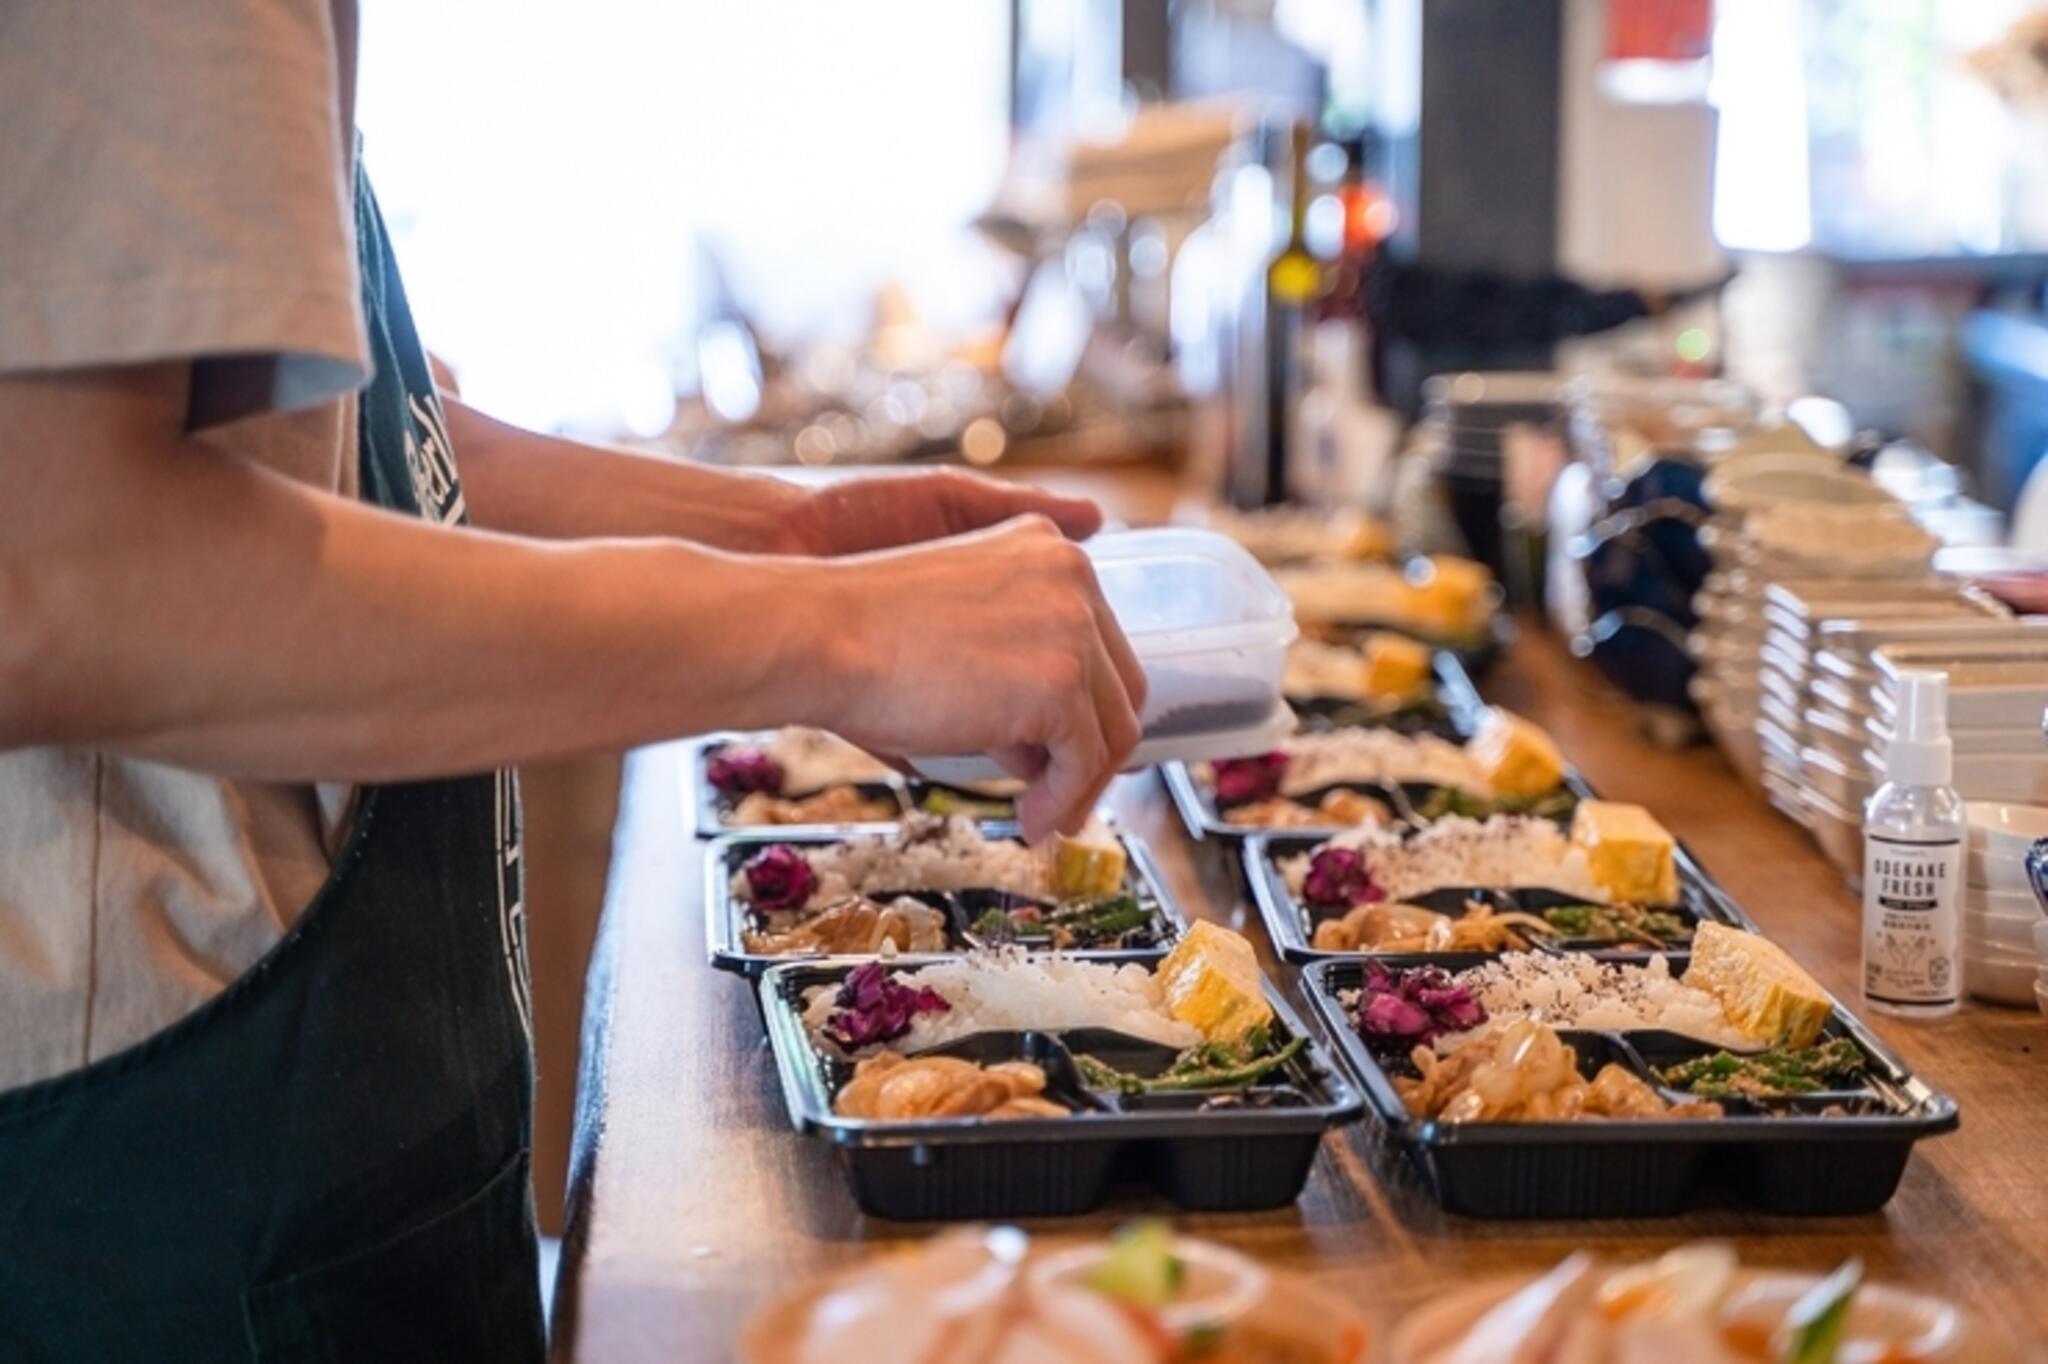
554,611,2048,1361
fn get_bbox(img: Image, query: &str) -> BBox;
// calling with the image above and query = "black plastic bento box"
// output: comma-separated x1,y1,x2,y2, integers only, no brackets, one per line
1160,652,1492,842
691,733,1016,839
705,827,1187,982
759,960,1364,1220
1300,954,1959,1220
1243,830,1754,966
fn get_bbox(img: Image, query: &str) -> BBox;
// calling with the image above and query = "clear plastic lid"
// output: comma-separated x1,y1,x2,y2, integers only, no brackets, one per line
910,528,1299,785
1084,528,1298,657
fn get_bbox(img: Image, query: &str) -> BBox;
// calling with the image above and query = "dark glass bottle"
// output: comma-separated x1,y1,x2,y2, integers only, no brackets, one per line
1260,120,1324,506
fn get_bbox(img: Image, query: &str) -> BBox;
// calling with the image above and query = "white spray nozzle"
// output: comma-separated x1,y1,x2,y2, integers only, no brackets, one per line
1886,669,1952,787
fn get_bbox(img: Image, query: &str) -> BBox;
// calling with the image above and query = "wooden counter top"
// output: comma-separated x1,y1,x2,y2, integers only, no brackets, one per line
552,623,2048,1360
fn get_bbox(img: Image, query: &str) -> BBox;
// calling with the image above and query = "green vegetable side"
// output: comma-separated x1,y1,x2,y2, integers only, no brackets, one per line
1658,1038,1866,1099
1541,903,1693,948
1075,1029,1306,1096
1415,787,1579,822
969,894,1154,950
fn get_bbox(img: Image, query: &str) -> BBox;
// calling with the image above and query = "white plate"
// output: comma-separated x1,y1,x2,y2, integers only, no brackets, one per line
1965,800,2048,850
1962,883,2041,917
1951,753,2048,805
1964,911,2038,953
1388,1267,2021,1364
1966,951,2039,1006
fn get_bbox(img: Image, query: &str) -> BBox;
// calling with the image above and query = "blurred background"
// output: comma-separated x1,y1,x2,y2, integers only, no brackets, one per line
360,0,2048,511
353,0,2048,1240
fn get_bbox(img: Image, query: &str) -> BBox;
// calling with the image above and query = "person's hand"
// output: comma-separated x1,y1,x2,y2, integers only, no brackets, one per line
784,468,1105,557
810,514,1146,839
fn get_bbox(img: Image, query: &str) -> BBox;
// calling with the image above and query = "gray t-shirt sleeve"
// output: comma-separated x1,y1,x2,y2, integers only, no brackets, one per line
0,0,370,426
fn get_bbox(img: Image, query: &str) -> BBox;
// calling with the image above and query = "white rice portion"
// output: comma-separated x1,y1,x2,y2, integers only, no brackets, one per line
733,815,1052,910
1440,951,1751,1051
1274,729,1487,798
1279,816,1608,904
801,953,1202,1054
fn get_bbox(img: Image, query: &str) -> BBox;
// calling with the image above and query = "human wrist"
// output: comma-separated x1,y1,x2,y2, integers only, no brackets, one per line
710,550,878,733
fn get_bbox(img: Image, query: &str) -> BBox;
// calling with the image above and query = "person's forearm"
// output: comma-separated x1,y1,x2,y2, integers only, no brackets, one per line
2,405,844,781
443,396,807,551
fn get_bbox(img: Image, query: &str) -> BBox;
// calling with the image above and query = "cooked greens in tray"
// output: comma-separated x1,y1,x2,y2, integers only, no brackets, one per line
1412,786,1579,822
1659,1037,1867,1098
1540,902,1693,948
1074,1028,1307,1096
969,894,1155,952
733,815,1170,957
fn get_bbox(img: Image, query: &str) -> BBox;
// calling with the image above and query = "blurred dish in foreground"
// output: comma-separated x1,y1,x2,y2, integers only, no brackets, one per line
740,1223,1370,1364
1390,1242,2023,1363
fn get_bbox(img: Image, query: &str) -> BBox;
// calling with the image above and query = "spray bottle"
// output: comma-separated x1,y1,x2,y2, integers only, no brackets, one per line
1862,669,1964,1018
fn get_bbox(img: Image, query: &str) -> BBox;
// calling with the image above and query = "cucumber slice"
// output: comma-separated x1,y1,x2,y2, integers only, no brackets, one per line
1781,1257,1863,1364
1084,1222,1184,1309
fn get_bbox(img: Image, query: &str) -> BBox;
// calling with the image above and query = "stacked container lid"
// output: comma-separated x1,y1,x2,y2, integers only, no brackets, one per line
1753,587,2011,876
1689,448,1942,796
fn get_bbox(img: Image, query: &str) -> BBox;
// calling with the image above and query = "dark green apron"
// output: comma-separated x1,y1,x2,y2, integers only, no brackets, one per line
0,167,545,1363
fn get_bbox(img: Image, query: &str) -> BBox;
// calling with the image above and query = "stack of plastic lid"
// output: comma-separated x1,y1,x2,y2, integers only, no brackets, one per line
1749,586,2004,870
1869,642,2048,805
910,528,1298,786
1689,451,1937,795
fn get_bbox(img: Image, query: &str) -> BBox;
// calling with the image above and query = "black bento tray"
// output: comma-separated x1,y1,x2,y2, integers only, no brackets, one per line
706,827,1187,982
1162,652,1494,843
1301,954,1958,1219
1244,830,1749,966
760,959,1364,1219
691,733,1017,839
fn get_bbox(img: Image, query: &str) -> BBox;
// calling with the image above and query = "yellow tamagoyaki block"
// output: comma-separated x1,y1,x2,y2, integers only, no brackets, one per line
1158,922,1273,1044
1686,921,1833,1049
1570,800,1680,908
1466,709,1566,799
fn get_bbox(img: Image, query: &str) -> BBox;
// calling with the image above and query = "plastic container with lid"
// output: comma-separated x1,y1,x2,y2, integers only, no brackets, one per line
910,528,1298,786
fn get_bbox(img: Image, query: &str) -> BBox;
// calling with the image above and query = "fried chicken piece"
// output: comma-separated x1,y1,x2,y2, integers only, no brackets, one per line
1311,899,1550,953
1224,797,1328,828
1319,789,1390,825
742,898,949,955
1396,1021,1723,1123
833,1053,1068,1121
1223,789,1390,829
